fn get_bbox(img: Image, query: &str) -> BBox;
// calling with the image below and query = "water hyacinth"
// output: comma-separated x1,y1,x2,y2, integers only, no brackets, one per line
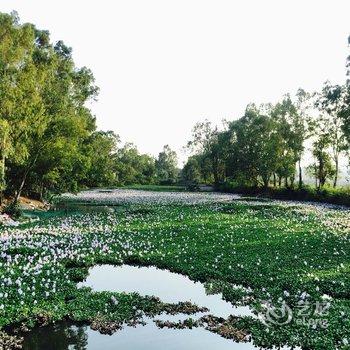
0,189,349,349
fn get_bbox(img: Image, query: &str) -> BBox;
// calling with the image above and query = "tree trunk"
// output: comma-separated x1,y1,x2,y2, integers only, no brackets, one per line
333,157,339,188
0,155,5,205
212,156,219,187
263,175,269,189
13,153,40,203
290,175,295,188
39,182,44,202
14,170,28,203
298,159,303,189
273,173,276,187
319,157,325,189
0,133,7,205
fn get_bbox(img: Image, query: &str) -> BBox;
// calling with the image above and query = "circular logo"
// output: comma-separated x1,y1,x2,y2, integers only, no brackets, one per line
260,302,293,326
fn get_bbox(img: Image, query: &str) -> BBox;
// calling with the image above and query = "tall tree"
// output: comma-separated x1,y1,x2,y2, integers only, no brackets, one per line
346,35,350,83
156,145,178,184
228,104,280,188
0,120,10,203
294,89,312,188
181,157,201,189
340,36,350,148
315,83,347,187
115,143,156,185
0,12,35,202
187,120,227,186
308,136,335,189
270,92,312,188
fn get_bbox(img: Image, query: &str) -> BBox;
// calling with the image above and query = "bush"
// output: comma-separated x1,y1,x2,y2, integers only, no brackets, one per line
219,181,350,207
185,181,200,192
3,201,22,219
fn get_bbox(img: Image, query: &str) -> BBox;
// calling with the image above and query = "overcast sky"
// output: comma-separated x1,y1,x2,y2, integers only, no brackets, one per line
1,0,349,164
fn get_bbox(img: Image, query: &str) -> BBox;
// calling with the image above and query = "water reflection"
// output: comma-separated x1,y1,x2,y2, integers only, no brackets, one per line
23,265,298,350
79,264,253,319
23,320,256,350
23,322,88,350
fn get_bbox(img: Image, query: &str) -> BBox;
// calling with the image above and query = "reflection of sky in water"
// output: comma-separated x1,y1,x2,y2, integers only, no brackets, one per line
23,320,296,350
23,265,297,350
86,321,255,350
79,264,253,318
23,320,256,350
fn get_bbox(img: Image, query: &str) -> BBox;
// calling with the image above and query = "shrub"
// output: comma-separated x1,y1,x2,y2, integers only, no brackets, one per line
185,181,200,192
3,201,22,219
219,181,350,207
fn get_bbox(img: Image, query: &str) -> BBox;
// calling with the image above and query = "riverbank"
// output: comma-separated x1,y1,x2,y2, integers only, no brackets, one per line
219,183,350,207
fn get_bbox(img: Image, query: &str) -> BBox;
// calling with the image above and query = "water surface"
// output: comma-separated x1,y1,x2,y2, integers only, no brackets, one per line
79,264,253,318
23,265,296,350
23,320,256,350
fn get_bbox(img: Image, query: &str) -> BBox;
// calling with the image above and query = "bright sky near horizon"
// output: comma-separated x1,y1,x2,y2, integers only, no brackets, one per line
0,0,349,164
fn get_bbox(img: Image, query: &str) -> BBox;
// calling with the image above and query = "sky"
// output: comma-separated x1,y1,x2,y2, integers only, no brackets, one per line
0,0,349,165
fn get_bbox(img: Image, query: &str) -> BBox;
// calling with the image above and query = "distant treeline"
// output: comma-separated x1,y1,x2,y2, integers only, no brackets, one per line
183,39,350,192
0,12,178,204
2,11,350,206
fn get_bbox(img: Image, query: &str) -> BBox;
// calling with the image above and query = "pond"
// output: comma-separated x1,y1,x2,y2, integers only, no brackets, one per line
23,319,260,350
22,265,293,350
79,264,253,319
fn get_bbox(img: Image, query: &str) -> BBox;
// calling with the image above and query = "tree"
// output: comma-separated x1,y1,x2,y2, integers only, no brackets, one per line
182,157,201,190
0,120,10,203
0,12,35,202
308,137,335,189
0,13,104,203
115,143,156,185
294,89,313,188
228,104,280,188
187,120,227,186
155,145,178,184
346,35,350,84
271,97,299,188
341,37,350,148
82,131,119,189
12,42,98,201
269,92,312,189
315,83,348,187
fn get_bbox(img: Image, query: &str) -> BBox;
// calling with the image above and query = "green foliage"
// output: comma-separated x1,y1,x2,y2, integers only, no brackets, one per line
82,131,119,188
185,86,350,193
155,145,179,184
3,200,22,218
314,83,348,188
0,12,172,205
220,181,350,207
115,143,156,185
0,12,103,201
187,120,227,185
181,157,201,190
